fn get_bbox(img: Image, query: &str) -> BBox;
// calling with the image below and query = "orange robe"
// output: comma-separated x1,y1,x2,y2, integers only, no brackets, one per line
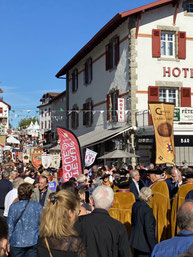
171,183,193,237
109,191,135,236
149,179,171,242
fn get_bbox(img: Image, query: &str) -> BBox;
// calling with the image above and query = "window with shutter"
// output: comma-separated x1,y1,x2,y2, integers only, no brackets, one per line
105,36,120,70
106,94,111,121
83,100,93,126
71,105,79,130
148,86,159,102
72,69,78,92
178,31,186,59
83,103,86,125
181,87,191,107
148,86,159,125
84,58,92,85
152,29,161,57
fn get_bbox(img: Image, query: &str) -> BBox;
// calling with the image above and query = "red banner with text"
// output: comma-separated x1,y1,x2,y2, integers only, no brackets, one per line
57,127,82,182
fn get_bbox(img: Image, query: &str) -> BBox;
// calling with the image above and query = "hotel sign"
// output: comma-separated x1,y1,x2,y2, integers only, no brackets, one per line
118,98,125,122
163,67,193,78
174,108,193,122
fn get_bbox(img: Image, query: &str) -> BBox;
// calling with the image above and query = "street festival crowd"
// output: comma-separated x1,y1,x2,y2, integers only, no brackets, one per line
1,142,193,257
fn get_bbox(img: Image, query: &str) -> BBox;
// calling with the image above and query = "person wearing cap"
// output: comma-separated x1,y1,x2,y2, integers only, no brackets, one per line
147,166,171,242
171,168,193,237
109,169,135,235
100,174,113,187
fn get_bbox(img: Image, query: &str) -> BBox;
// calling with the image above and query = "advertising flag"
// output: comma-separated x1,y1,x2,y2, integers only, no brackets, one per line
57,127,82,182
149,102,175,165
85,148,98,167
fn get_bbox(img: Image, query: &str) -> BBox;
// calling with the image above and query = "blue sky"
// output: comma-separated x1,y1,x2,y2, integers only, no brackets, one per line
0,0,153,127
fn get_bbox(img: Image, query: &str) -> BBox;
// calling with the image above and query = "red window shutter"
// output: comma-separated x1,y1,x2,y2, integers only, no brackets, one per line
106,94,111,120
181,87,191,107
152,29,161,58
148,86,159,102
105,45,110,70
178,31,186,59
83,103,86,125
114,37,120,66
148,86,159,125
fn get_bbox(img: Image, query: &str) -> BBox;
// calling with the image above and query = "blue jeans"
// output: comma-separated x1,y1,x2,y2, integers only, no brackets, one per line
10,245,37,257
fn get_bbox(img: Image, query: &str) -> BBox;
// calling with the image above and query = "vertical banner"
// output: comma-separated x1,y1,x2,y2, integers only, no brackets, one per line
50,153,61,169
42,154,52,169
85,148,98,167
149,103,175,165
118,98,125,122
57,127,82,182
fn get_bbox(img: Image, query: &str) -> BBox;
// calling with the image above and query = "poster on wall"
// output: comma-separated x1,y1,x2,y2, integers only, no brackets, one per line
57,127,82,182
149,102,175,165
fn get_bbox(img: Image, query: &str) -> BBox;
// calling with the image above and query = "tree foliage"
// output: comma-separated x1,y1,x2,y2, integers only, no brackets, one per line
18,117,38,129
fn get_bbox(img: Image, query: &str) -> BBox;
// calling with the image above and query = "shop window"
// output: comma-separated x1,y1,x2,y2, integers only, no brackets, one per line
84,58,92,84
107,90,119,122
105,36,119,70
159,88,179,106
83,100,93,126
71,105,79,130
152,29,186,59
72,69,78,92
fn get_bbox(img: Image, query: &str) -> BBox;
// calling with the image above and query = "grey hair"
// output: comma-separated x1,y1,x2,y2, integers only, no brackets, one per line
12,180,23,188
92,185,114,211
77,174,86,183
2,170,10,179
139,187,153,203
177,200,193,231
130,170,138,179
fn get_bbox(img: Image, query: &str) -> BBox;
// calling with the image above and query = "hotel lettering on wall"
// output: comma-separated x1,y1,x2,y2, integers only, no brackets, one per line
163,67,193,78
118,98,125,122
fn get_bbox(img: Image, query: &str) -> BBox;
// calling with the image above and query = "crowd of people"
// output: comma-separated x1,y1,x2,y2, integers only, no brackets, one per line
1,149,193,257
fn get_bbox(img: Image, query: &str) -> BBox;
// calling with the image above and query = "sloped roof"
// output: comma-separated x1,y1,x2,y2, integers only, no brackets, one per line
56,0,176,77
0,100,11,110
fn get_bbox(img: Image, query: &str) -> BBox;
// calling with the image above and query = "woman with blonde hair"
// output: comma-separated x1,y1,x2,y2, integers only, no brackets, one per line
37,190,86,257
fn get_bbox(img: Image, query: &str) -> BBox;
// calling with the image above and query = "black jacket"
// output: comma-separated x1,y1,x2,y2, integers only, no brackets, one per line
75,208,131,257
129,180,139,200
129,200,157,253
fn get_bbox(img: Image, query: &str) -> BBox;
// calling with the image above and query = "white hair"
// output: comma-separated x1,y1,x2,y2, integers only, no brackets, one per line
130,170,138,179
92,185,114,211
139,187,153,202
77,174,86,183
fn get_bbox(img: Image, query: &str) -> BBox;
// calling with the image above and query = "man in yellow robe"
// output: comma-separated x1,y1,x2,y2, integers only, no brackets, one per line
109,170,135,235
148,167,171,242
171,169,193,237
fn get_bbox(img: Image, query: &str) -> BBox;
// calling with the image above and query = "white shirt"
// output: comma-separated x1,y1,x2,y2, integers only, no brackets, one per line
4,188,18,217
132,179,140,193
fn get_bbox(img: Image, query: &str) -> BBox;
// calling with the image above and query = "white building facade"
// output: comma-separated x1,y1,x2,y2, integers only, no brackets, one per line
56,0,193,166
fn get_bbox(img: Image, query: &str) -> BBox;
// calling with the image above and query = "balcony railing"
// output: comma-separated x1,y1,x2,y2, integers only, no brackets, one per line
136,107,193,127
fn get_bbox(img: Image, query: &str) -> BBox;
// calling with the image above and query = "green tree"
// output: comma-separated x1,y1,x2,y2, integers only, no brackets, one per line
18,117,39,129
